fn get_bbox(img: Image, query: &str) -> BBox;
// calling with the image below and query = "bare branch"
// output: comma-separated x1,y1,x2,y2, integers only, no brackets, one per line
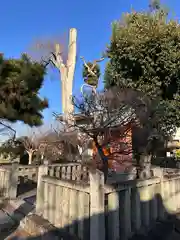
80,56,104,77
0,120,16,140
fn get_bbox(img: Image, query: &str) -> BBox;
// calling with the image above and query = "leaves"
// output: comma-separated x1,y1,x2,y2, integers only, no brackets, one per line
0,53,48,126
82,62,100,86
105,4,180,139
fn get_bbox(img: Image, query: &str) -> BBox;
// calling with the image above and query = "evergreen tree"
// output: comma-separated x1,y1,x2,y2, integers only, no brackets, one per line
104,1,180,138
0,53,48,126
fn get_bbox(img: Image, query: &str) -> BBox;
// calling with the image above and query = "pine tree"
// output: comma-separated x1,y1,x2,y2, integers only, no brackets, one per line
0,53,48,126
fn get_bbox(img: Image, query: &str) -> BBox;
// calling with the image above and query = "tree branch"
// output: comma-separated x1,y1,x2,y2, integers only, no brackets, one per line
0,121,16,140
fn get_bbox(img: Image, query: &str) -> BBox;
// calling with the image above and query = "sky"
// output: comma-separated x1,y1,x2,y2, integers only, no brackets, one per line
0,0,179,137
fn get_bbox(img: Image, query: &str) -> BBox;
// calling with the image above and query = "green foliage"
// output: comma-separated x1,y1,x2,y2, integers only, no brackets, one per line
104,2,180,137
0,138,25,160
176,149,180,159
82,62,100,86
0,53,48,126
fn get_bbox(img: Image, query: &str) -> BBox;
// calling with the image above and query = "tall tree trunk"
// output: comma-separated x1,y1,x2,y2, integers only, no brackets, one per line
66,28,77,117
28,151,33,165
56,29,77,162
41,153,44,164
55,28,77,120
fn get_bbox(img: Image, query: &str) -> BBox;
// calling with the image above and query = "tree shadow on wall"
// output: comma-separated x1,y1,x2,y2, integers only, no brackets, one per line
5,180,180,240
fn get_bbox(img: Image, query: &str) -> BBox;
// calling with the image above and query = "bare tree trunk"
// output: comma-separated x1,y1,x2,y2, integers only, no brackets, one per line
138,153,152,179
55,29,77,162
61,73,66,115
28,151,33,165
55,28,77,120
41,153,44,164
66,28,76,117
94,138,108,183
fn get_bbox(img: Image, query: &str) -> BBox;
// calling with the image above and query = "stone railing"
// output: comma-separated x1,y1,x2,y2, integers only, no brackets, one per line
35,168,180,240
0,164,39,199
0,162,89,199
163,167,180,176
48,163,89,181
18,165,39,183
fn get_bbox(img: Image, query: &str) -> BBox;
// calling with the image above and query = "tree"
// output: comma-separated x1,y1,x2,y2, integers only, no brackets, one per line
81,57,103,87
0,120,16,140
20,130,55,164
104,1,180,156
0,138,25,161
0,53,48,127
21,134,39,164
55,87,152,181
36,131,67,163
34,28,77,121
0,130,62,164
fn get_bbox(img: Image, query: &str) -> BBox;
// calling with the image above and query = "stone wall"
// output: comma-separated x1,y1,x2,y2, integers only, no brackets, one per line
0,166,13,198
35,168,180,240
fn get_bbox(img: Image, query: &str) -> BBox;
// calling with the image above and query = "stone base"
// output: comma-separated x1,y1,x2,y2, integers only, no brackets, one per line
129,218,174,240
23,214,79,239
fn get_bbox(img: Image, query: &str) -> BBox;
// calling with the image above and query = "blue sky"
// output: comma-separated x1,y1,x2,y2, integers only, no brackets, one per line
0,0,179,136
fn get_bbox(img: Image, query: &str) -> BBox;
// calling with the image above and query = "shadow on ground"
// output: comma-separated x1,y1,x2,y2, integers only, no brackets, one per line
0,201,34,239
17,178,37,197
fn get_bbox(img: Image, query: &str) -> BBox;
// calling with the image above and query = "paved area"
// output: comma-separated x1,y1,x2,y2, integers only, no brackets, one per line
5,228,29,239
0,209,29,239
17,189,36,205
0,189,36,240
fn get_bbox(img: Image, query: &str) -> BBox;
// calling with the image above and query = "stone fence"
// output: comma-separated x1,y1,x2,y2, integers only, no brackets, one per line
35,167,180,240
0,162,85,199
48,163,88,181
18,165,39,182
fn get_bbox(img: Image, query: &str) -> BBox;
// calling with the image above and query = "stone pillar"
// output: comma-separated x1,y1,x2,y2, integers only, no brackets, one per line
150,184,158,224
119,188,132,239
107,191,120,240
131,188,141,232
48,183,56,225
9,162,19,199
159,180,166,220
89,169,105,240
66,166,71,180
139,185,150,230
36,164,48,214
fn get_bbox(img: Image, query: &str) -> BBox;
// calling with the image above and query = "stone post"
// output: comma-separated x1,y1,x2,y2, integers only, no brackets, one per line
9,161,19,199
89,169,105,240
36,164,48,215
